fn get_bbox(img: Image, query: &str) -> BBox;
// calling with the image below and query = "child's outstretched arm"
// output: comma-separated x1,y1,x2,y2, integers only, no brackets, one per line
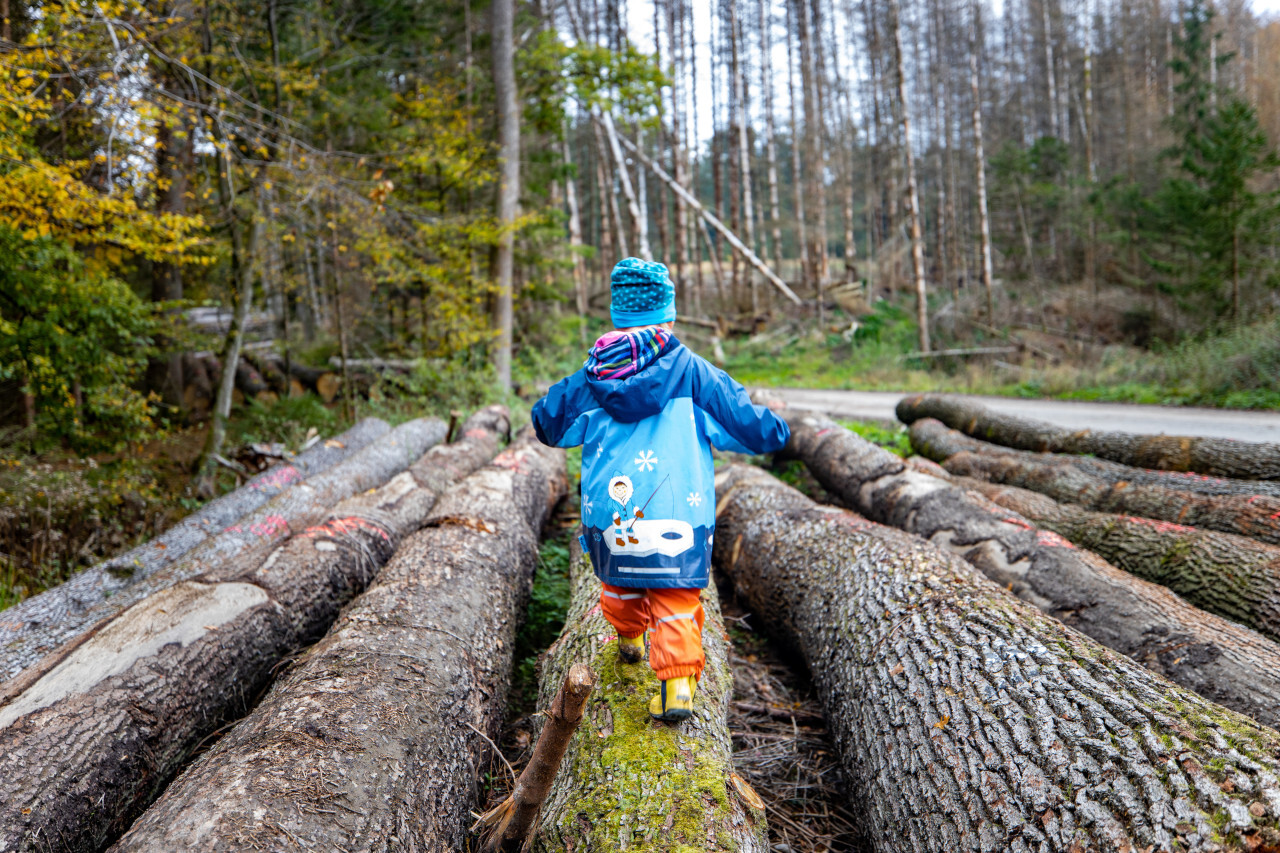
531,373,589,448
691,359,790,455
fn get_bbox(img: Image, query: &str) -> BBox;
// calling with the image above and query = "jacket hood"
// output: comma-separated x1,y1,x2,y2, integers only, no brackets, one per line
583,329,684,422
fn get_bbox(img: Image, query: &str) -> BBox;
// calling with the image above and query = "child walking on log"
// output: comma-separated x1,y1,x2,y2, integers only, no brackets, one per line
532,258,789,721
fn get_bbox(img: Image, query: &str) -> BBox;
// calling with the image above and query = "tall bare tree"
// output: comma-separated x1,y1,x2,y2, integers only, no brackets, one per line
491,0,518,391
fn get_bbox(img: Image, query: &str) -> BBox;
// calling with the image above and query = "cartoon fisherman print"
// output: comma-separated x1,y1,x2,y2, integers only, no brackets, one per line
608,475,641,547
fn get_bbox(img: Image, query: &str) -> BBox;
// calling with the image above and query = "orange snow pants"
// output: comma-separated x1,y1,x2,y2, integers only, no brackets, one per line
600,584,705,681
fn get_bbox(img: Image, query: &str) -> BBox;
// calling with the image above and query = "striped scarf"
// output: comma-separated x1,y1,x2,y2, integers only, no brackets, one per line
584,327,671,381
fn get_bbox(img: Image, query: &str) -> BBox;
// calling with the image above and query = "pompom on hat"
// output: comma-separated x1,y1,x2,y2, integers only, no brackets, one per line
610,257,676,327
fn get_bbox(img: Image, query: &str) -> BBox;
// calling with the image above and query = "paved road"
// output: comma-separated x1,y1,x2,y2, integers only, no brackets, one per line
767,388,1280,444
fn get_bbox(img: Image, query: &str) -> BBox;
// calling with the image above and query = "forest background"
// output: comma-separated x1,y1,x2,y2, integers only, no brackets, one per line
1,0,1279,604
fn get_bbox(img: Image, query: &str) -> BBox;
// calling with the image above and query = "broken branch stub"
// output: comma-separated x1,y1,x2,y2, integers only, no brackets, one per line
782,410,1280,729
111,429,566,852
714,463,1280,853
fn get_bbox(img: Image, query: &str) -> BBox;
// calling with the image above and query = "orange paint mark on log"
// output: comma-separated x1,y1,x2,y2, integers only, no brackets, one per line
1122,516,1197,534
1036,530,1076,550
302,516,391,543
249,515,290,538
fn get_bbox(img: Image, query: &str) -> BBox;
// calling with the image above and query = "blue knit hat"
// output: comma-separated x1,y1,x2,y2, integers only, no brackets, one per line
610,257,676,327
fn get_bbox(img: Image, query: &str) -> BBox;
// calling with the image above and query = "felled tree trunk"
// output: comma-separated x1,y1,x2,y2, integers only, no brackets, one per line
0,418,445,683
0,409,507,853
531,547,768,852
111,431,566,853
908,417,1280,499
0,418,391,681
909,418,1280,547
782,411,1280,729
714,463,1280,853
949,475,1280,645
897,392,1280,480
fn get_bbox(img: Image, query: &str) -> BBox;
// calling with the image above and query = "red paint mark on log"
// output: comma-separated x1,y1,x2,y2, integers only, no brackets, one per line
814,428,834,438
302,516,391,543
1122,516,1198,534
586,604,602,618
1036,530,1076,549
492,450,530,474
249,515,290,538
1002,516,1034,532
463,428,490,440
249,465,301,491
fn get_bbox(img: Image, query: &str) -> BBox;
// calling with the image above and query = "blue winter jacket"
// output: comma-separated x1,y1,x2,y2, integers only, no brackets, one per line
531,332,790,589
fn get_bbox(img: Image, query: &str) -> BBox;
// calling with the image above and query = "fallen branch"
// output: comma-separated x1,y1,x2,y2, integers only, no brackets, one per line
896,346,1018,361
529,545,769,851
715,462,1280,853
898,392,1280,480
781,409,1280,729
475,663,596,853
111,430,566,852
0,418,391,681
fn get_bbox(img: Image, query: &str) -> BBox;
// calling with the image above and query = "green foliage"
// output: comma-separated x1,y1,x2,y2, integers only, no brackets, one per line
841,420,912,457
229,396,339,451
509,532,574,712
0,228,158,452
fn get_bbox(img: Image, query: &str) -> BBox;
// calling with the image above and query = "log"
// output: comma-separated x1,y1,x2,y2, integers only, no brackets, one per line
245,351,290,395
180,352,213,419
0,408,508,853
111,429,567,852
0,418,391,680
713,463,1280,853
948,475,1280,645
233,357,270,399
781,410,1280,729
897,392,1280,480
530,547,769,851
910,419,1280,547
0,418,443,683
908,417,1280,499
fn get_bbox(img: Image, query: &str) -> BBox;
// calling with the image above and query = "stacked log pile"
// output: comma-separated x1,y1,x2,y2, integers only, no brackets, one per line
897,392,1280,479
947,475,1280,643
0,413,493,852
111,429,566,852
0,417,446,681
778,410,1280,729
911,417,1280,545
714,463,1280,853
530,545,768,851
0,417,390,680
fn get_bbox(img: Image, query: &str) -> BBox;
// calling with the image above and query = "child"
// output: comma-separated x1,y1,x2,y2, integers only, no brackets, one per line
532,257,789,722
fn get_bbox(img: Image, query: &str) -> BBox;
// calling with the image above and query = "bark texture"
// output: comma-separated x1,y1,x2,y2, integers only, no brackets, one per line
909,419,1280,547
111,430,566,852
898,392,1280,480
950,475,1280,646
714,463,1280,853
0,417,390,681
0,410,501,853
783,410,1280,730
531,546,768,852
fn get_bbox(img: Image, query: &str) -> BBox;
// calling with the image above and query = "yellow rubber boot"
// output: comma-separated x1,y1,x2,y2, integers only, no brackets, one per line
648,676,696,722
618,634,645,664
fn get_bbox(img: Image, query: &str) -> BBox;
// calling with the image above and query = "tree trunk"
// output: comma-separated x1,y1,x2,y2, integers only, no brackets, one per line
0,418,390,682
714,462,1280,853
888,0,931,353
0,419,446,684
562,134,588,324
0,410,507,853
731,1,757,315
897,392,1280,481
759,0,784,279
531,546,768,851
601,111,650,260
146,113,190,410
781,409,1280,729
491,0,519,391
949,474,1280,645
908,418,1280,547
785,0,809,294
110,430,566,852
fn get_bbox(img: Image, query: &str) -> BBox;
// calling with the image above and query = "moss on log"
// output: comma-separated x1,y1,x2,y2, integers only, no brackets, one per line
531,546,768,852
715,463,1280,853
897,392,1280,480
950,475,1280,645
110,429,566,852
0,417,392,681
910,418,1280,546
0,410,504,853
782,410,1280,729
